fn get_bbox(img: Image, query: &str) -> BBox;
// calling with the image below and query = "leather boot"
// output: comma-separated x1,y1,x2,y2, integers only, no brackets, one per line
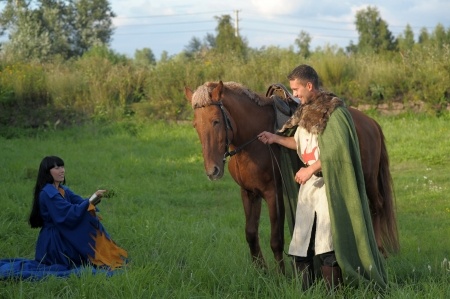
294,261,315,291
321,265,342,291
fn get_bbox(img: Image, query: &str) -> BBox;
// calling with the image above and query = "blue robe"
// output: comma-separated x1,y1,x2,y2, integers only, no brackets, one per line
0,184,124,280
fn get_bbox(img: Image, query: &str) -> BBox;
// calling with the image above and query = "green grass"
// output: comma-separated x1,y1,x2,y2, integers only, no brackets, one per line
0,116,449,298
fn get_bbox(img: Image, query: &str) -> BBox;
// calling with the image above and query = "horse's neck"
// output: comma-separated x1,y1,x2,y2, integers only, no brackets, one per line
225,98,274,144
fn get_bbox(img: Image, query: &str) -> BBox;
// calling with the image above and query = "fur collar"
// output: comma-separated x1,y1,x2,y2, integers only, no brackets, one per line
279,91,345,134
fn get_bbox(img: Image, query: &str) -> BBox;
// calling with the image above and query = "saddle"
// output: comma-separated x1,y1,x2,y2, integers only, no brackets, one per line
265,83,299,130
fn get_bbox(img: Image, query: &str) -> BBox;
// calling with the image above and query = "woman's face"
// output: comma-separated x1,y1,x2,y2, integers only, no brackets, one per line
50,165,65,184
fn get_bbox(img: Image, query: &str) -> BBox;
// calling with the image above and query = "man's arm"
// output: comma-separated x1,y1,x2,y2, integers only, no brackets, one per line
258,131,296,149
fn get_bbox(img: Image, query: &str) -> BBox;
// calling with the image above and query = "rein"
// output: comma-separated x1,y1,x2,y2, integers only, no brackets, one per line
266,143,295,258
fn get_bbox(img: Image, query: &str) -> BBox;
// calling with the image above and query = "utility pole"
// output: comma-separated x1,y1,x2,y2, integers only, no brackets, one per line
234,10,241,37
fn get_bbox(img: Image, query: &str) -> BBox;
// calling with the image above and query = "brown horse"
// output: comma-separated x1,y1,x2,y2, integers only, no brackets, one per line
185,81,399,272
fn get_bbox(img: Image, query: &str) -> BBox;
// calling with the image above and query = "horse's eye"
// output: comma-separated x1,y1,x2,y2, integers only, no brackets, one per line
212,119,220,126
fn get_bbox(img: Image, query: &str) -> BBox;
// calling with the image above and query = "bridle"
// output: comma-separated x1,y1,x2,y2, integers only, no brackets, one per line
209,101,234,163
198,101,258,164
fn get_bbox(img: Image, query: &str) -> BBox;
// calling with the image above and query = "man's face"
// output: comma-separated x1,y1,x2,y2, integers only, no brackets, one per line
289,79,313,105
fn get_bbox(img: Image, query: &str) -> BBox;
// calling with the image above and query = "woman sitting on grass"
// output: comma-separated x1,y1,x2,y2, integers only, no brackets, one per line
0,156,127,279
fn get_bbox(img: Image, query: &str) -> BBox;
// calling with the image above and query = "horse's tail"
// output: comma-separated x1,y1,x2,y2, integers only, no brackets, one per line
377,126,400,255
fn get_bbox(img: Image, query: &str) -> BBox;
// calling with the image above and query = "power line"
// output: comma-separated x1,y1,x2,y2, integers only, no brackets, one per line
114,29,212,36
115,20,215,28
241,27,358,39
113,17,439,36
114,10,231,19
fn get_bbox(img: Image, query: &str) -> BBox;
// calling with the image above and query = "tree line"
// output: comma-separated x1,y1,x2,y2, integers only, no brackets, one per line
0,3,449,132
1,3,449,62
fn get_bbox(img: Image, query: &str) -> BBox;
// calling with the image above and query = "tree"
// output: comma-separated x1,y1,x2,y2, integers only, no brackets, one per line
354,6,396,54
418,27,430,45
214,14,247,56
0,0,52,60
346,40,358,55
160,50,169,63
134,47,156,66
397,24,415,52
204,33,216,48
70,0,115,56
185,36,202,54
294,30,311,58
430,23,449,49
0,0,115,61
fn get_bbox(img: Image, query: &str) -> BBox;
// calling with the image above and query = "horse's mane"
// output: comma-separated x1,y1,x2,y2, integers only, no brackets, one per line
191,81,273,108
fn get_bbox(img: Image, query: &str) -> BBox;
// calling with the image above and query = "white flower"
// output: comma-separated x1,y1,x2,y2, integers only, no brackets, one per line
442,258,449,271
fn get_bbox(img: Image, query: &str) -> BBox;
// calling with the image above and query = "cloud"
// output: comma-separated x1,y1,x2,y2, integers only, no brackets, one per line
249,0,304,17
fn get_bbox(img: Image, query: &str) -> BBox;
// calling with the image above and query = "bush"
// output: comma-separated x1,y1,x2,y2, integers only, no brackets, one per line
1,43,449,128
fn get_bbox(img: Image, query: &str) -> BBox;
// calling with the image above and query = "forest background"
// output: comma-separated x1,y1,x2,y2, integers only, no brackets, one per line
0,1,449,136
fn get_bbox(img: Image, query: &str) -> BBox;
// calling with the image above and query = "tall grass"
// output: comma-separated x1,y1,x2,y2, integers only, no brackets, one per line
0,115,449,298
1,45,449,129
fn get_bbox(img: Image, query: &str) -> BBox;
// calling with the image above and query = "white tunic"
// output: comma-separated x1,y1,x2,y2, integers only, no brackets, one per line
288,126,334,257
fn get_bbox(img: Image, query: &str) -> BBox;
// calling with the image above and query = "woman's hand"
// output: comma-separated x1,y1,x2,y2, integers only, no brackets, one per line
89,190,107,205
95,189,107,198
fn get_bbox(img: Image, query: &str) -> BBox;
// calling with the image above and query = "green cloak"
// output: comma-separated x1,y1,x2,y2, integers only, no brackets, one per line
319,106,388,290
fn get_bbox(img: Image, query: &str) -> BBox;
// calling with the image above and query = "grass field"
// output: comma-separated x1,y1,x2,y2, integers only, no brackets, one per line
0,115,449,298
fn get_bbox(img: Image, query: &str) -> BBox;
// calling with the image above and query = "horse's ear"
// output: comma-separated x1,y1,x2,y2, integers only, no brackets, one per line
210,81,224,102
184,87,193,103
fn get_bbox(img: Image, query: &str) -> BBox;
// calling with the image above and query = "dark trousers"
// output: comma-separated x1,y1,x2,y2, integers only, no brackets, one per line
293,213,338,267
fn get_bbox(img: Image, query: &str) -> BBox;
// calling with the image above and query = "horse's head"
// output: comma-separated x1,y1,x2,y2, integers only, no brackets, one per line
185,81,235,181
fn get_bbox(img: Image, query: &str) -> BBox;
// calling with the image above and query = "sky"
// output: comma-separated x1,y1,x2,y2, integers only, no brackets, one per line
110,0,450,59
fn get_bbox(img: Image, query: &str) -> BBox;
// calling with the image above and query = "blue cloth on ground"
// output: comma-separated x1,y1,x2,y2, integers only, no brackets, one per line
0,258,114,280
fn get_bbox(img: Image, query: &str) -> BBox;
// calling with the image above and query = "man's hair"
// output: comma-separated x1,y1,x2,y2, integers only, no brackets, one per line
287,64,319,88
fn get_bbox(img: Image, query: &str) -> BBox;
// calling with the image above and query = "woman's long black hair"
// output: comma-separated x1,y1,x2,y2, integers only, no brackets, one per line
29,156,65,228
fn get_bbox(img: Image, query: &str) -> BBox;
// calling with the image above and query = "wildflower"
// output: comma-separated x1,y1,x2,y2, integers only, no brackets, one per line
441,258,449,271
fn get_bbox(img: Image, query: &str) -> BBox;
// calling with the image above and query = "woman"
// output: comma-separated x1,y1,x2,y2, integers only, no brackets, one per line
1,156,127,279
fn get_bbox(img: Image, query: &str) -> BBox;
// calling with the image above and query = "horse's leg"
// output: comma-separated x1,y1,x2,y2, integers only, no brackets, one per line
264,188,285,274
240,188,266,269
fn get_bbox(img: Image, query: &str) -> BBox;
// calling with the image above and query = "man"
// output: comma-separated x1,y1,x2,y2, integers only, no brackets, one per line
258,64,387,291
